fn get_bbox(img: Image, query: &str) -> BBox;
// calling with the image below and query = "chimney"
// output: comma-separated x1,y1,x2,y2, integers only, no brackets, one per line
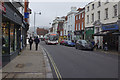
71,7,77,11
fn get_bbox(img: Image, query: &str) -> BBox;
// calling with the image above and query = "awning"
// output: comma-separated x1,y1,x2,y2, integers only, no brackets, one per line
93,30,117,36
112,32,120,35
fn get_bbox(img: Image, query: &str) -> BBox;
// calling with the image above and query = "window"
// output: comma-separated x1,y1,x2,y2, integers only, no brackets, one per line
2,23,9,54
79,15,81,19
113,5,117,17
82,22,84,30
82,13,84,18
105,0,109,4
79,23,80,30
98,11,100,20
87,6,89,12
10,24,14,53
98,1,101,7
76,24,77,30
92,13,94,22
92,4,94,10
78,15,79,20
105,8,108,19
87,15,89,24
76,16,78,20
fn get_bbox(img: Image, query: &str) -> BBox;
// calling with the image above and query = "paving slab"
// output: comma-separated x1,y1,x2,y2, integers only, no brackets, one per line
2,43,53,79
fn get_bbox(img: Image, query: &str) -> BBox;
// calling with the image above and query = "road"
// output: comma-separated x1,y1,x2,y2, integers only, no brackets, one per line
40,41,118,78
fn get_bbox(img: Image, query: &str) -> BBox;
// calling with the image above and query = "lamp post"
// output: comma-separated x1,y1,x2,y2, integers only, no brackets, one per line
34,12,41,37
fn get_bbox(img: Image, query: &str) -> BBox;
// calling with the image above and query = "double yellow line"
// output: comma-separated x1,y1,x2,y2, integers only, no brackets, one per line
44,48,62,80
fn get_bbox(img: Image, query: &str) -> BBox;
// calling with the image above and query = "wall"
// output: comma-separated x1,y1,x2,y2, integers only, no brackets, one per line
85,0,118,28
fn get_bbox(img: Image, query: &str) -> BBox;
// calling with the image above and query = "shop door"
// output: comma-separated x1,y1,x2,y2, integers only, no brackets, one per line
103,35,118,51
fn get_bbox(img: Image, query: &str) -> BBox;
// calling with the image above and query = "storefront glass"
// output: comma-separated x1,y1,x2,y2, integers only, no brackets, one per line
2,22,9,54
10,24,14,53
85,27,94,41
15,28,17,51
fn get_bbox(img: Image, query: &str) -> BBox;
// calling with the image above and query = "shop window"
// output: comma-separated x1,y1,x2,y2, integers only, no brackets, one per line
10,24,14,53
2,22,9,54
15,28,17,51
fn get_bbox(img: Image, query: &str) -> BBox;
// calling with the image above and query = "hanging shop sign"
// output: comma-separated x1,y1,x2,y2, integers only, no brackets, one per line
24,12,29,18
0,2,6,13
102,24,119,31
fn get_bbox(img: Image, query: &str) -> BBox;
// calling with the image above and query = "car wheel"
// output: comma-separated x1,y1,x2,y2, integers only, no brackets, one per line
91,49,93,51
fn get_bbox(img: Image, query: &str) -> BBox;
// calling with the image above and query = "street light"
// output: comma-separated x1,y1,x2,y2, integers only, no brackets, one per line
34,12,41,37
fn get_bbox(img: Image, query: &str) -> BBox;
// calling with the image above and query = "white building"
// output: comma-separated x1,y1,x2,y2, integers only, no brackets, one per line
85,0,120,50
63,18,68,37
52,17,65,34
67,7,78,40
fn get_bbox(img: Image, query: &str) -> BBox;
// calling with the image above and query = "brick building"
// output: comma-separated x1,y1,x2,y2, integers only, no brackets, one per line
74,8,85,40
36,28,49,37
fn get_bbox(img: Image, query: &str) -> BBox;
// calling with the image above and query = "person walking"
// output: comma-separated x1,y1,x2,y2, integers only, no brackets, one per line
28,37,33,50
34,36,40,51
91,40,95,48
96,40,99,49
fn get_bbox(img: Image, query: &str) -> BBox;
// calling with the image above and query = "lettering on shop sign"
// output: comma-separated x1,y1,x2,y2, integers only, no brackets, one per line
102,24,119,31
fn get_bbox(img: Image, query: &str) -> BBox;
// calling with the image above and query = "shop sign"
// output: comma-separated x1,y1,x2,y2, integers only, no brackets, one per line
102,24,119,31
0,3,6,13
24,12,29,18
74,31,81,35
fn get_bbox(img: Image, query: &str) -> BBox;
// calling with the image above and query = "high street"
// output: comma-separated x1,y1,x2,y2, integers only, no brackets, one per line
40,41,118,78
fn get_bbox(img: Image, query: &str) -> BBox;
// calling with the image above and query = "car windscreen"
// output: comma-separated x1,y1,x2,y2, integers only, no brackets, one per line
81,40,87,44
49,35,58,41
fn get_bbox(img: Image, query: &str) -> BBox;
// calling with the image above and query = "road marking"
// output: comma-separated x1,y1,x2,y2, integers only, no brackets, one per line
42,47,62,80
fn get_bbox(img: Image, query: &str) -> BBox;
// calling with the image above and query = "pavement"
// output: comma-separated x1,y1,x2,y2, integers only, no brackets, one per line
94,48,120,56
1,43,53,79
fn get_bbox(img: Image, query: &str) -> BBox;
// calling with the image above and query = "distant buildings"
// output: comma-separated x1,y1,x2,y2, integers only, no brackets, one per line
67,7,78,40
49,0,120,52
36,28,49,37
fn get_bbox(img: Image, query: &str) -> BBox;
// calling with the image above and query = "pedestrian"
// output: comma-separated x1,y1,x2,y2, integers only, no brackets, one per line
104,42,108,51
34,36,40,51
96,40,99,49
28,37,33,50
91,40,95,48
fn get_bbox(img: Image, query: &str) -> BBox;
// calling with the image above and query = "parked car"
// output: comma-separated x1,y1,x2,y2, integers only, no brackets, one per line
60,40,67,45
65,40,75,47
75,40,94,51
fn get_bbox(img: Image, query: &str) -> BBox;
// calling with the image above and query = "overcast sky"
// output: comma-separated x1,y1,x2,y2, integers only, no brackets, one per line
29,1,93,30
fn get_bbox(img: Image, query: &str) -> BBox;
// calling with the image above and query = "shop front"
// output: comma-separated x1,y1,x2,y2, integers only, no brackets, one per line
102,23,119,51
94,23,119,51
74,30,84,41
85,27,94,41
2,2,22,66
